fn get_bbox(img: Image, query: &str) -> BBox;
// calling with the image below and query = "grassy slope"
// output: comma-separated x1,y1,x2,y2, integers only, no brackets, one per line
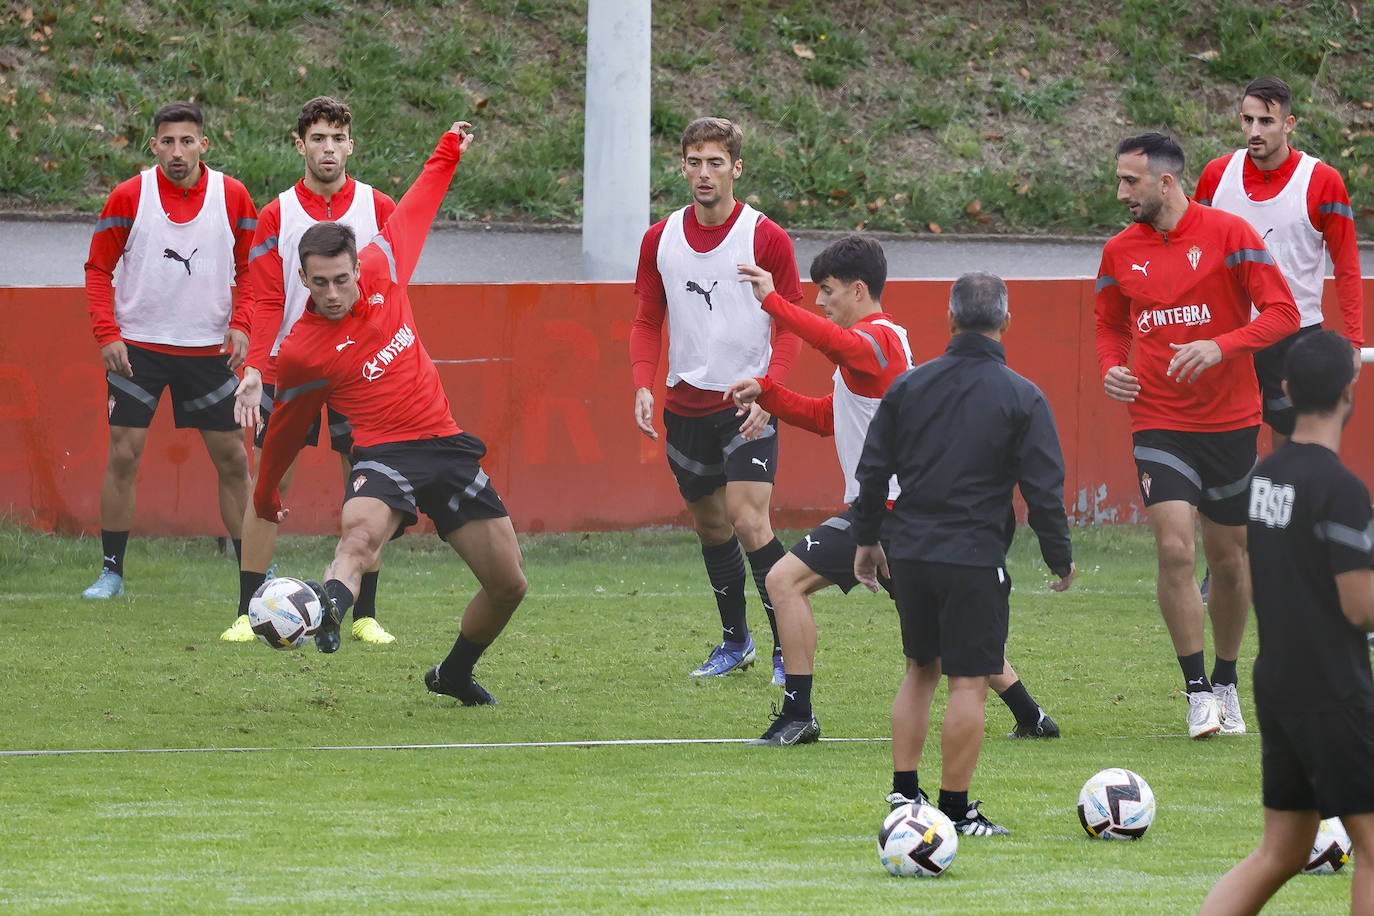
2,0,1372,236
0,523,1353,913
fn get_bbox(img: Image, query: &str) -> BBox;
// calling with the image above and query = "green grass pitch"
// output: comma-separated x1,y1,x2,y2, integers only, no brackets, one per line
0,522,1353,914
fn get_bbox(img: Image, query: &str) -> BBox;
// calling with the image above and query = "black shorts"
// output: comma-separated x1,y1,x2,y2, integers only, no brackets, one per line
888,559,1010,677
106,343,238,431
663,405,779,503
346,432,508,540
254,382,354,454
1131,426,1258,526
1254,325,1323,437
789,510,892,597
1257,699,1374,818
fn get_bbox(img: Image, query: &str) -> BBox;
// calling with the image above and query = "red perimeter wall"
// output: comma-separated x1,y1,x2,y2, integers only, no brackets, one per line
3,279,1372,536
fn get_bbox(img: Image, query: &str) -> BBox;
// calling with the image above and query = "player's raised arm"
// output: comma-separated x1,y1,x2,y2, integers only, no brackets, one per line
370,122,474,289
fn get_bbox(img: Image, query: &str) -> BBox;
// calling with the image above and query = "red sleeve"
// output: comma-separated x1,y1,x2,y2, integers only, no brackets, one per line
753,218,803,381
84,176,141,347
1308,163,1364,345
629,222,669,390
1212,223,1302,358
245,200,284,372
373,188,398,227
373,132,463,287
755,375,834,437
759,291,886,373
1192,156,1228,206
254,355,329,521
224,178,258,336
1093,246,1134,376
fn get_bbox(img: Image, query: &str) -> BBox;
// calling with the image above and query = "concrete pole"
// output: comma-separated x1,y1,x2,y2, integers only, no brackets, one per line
581,0,651,282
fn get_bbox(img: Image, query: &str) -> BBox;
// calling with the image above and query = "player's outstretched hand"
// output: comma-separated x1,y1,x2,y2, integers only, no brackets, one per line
1051,562,1076,592
222,328,249,370
101,340,133,378
1166,339,1222,384
724,377,762,416
854,543,889,594
234,366,263,430
449,121,474,153
737,402,770,440
737,263,775,304
1102,365,1140,402
633,387,658,441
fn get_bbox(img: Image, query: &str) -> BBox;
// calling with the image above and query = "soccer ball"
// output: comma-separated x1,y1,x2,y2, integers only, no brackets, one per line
1078,767,1156,839
1303,818,1352,875
878,801,959,877
247,577,323,649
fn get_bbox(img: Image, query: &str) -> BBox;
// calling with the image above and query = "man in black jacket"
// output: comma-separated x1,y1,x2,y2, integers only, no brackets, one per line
853,271,1075,836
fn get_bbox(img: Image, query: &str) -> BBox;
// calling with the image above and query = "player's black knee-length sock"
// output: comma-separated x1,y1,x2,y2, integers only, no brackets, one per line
238,571,266,615
702,536,748,643
100,529,129,576
324,579,355,620
354,570,380,619
781,673,813,719
1178,651,1211,692
995,679,1041,727
892,770,920,801
938,789,970,820
1210,657,1237,688
441,633,489,684
231,538,243,565
746,537,786,655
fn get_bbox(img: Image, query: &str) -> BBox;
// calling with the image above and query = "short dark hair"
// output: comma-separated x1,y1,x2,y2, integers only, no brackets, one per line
949,271,1008,333
810,235,887,300
1243,76,1292,116
298,222,357,271
681,117,743,162
1284,329,1355,414
1116,132,1186,181
297,96,352,141
153,101,204,134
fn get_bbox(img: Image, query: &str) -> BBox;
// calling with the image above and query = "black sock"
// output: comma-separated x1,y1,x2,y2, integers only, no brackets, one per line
781,673,813,719
746,537,786,655
238,570,266,615
893,770,920,801
324,579,355,622
702,536,748,644
354,570,380,619
1178,651,1211,693
1210,657,1238,688
938,789,970,820
441,633,490,684
996,679,1042,727
100,529,129,576
231,538,243,565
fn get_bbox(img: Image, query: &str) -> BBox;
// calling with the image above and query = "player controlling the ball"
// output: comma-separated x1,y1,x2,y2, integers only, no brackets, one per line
254,120,527,705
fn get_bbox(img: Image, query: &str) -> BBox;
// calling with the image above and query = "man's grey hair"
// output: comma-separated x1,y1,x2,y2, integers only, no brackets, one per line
949,271,1008,333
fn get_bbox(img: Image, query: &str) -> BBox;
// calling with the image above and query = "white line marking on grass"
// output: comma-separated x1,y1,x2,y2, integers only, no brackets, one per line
0,736,891,757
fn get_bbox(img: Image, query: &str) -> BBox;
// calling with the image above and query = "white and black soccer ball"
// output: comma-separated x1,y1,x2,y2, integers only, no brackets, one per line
878,801,958,877
247,577,323,649
1078,767,1156,839
1303,818,1352,875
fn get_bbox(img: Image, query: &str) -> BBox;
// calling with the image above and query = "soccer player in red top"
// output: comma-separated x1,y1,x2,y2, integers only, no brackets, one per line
728,237,1061,748
256,121,526,705
1096,132,1300,740
82,100,257,600
222,97,398,648
630,117,804,683
1194,75,1364,450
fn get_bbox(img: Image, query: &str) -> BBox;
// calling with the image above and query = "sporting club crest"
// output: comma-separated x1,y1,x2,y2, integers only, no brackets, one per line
352,474,367,492
1140,472,1152,498
1186,246,1202,270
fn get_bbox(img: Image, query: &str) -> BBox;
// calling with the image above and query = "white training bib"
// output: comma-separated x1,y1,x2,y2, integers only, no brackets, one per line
657,204,773,390
274,180,381,356
832,318,913,504
1211,149,1325,326
113,166,235,346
